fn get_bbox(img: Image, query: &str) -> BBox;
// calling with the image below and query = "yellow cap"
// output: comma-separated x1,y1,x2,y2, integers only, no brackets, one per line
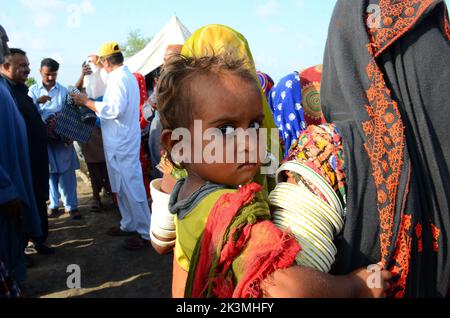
98,41,123,58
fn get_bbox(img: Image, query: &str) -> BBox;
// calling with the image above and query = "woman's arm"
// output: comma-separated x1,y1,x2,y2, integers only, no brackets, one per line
261,263,391,298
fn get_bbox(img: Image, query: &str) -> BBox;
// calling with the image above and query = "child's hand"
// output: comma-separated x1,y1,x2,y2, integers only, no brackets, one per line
160,172,177,194
349,262,392,298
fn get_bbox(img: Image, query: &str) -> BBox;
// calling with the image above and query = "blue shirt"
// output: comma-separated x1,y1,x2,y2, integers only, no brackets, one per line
28,82,68,122
28,81,79,174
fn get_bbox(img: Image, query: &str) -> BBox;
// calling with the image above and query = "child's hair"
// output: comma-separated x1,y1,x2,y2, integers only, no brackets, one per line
157,52,260,131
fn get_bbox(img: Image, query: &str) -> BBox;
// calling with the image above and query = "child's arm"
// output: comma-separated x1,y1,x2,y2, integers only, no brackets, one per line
150,236,174,255
261,263,392,298
150,171,177,255
172,255,188,298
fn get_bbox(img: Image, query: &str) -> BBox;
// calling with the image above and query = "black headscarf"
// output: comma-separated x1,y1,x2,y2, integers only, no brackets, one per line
321,0,450,297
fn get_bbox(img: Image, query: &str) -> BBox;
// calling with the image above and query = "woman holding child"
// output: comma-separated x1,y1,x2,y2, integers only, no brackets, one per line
152,0,450,298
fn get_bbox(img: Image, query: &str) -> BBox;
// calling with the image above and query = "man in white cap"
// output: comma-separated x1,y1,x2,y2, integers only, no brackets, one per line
72,42,151,250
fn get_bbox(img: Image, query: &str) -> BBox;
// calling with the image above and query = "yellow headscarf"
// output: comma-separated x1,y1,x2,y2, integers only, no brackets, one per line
181,24,280,164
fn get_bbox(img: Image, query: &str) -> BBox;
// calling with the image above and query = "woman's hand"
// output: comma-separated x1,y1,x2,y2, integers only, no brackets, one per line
348,262,392,298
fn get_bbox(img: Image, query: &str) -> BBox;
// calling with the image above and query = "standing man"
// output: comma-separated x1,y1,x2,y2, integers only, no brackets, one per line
0,25,42,293
72,42,151,250
1,49,53,255
29,58,81,220
75,54,111,212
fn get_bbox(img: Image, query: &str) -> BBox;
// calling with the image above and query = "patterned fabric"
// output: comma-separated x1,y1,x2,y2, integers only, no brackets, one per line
54,87,96,144
0,260,20,298
269,72,306,158
299,65,325,125
133,73,149,132
134,73,151,199
185,183,300,298
321,0,450,297
257,71,274,100
286,123,346,206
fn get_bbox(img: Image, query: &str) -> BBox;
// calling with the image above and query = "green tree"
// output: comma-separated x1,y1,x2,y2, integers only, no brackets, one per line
26,76,37,87
122,29,151,58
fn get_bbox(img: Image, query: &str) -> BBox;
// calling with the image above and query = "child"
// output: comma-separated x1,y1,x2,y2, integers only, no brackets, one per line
157,52,392,298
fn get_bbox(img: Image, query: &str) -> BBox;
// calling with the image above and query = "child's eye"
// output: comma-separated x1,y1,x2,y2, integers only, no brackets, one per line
249,122,261,130
218,125,235,135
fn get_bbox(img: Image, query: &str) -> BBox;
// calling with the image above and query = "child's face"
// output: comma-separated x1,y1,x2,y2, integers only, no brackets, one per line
185,72,264,187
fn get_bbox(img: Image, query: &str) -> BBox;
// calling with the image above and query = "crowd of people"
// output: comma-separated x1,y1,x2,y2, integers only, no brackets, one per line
1,0,450,298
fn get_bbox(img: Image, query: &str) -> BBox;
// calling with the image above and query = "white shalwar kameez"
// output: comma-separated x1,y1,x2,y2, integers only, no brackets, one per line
95,65,151,240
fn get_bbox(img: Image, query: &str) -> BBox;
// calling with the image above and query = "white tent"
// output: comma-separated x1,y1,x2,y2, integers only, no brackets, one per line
125,16,191,76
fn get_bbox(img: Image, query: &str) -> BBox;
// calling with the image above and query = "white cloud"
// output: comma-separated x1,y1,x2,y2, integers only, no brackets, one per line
257,0,278,18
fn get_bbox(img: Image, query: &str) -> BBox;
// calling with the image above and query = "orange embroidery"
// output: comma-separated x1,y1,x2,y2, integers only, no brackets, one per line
404,7,415,17
415,223,422,253
445,7,450,41
362,0,450,298
363,57,405,263
387,214,412,298
378,190,388,204
385,112,395,124
384,17,393,26
430,222,441,252
366,0,434,57
362,1,439,295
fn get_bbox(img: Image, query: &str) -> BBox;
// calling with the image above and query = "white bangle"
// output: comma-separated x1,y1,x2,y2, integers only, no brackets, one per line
151,224,176,239
150,231,175,248
150,178,176,229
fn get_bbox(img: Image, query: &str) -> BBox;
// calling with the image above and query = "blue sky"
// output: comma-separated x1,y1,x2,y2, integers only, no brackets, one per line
2,0,449,86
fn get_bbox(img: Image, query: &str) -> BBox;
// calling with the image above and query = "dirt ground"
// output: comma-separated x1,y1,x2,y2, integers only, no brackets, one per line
25,173,173,298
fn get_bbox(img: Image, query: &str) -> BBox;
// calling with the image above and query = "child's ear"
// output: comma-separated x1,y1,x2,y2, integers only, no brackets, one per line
161,129,176,155
161,128,190,167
